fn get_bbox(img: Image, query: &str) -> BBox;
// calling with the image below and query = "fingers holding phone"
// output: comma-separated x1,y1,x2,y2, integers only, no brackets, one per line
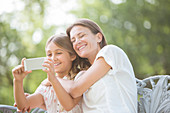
12,57,56,81
12,58,32,81
42,58,56,82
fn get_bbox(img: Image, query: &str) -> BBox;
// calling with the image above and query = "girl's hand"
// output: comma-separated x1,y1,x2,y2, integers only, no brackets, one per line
12,58,32,81
42,58,56,83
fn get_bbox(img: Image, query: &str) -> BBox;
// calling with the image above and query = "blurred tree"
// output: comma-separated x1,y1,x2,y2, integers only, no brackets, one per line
0,22,25,104
0,0,74,105
71,0,170,79
0,0,53,105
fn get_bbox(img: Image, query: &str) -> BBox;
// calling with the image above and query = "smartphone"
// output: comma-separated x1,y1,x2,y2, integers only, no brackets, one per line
24,57,46,71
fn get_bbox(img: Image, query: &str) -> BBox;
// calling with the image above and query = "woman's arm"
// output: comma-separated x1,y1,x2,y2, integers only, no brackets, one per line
59,57,111,98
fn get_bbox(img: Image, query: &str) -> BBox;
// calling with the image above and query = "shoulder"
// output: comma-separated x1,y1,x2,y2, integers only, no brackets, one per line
98,45,125,56
41,78,52,86
102,45,124,52
35,81,52,95
96,45,128,64
74,71,86,81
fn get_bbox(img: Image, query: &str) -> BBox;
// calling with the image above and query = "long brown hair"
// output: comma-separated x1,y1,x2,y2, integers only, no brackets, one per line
45,33,87,80
66,18,107,48
66,18,107,68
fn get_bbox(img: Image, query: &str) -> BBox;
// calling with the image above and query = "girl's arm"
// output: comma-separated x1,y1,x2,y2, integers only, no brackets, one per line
14,93,46,112
42,58,82,111
14,79,45,110
13,58,45,111
59,57,111,98
51,77,81,111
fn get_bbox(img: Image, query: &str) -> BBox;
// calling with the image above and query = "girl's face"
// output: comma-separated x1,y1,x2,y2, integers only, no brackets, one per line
70,25,102,63
46,42,76,77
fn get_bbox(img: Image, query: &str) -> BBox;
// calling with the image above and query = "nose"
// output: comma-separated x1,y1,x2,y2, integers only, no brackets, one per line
51,54,57,61
75,38,81,45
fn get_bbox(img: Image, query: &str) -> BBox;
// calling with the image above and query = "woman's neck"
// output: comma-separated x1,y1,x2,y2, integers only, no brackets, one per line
88,46,101,64
88,56,96,64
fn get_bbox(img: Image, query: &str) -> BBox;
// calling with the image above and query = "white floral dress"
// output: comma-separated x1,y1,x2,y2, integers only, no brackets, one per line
35,76,82,113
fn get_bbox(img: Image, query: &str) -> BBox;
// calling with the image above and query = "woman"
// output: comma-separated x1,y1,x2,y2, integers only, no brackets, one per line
59,18,137,113
13,33,86,113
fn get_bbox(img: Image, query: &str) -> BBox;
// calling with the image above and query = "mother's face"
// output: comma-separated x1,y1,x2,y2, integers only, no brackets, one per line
70,25,102,60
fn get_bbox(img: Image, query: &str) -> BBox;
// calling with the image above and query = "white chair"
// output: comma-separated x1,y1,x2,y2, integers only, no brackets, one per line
1,75,169,113
0,105,46,113
0,105,17,113
136,75,170,113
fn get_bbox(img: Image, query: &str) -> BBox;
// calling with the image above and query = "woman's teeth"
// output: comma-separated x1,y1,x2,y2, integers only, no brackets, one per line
79,45,86,51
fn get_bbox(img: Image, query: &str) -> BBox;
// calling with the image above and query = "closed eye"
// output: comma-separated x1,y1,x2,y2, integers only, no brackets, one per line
56,52,62,54
79,34,85,38
71,38,76,43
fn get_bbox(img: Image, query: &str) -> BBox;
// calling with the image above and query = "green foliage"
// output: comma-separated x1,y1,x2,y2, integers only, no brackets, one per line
72,0,170,78
0,0,53,105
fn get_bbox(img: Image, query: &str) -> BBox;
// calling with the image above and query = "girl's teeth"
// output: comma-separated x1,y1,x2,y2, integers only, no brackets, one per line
55,63,61,66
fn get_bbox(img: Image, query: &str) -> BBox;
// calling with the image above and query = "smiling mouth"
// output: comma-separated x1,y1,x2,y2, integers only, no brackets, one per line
54,63,61,66
78,45,86,51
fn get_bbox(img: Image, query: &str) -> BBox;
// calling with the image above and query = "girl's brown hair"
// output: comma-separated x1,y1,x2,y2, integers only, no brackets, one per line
45,33,89,80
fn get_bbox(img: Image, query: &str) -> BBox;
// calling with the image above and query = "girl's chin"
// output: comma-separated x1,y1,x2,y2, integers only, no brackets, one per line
54,68,62,72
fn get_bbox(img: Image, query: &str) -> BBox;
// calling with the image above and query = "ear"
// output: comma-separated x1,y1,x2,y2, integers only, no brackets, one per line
71,54,76,61
96,32,103,43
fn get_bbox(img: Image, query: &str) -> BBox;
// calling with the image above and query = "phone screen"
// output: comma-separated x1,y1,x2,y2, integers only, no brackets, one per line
24,57,46,71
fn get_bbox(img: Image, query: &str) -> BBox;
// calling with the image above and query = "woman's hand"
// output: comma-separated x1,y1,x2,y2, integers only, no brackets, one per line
42,58,56,83
12,58,32,81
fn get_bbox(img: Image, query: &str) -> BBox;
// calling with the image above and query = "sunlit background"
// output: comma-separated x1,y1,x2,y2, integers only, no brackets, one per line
0,0,169,105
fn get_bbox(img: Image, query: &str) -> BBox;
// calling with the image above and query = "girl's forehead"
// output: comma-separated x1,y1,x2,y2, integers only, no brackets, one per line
46,42,63,51
46,42,72,55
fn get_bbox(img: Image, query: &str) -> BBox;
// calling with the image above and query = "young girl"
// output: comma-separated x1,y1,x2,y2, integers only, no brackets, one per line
13,34,87,113
54,19,138,113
